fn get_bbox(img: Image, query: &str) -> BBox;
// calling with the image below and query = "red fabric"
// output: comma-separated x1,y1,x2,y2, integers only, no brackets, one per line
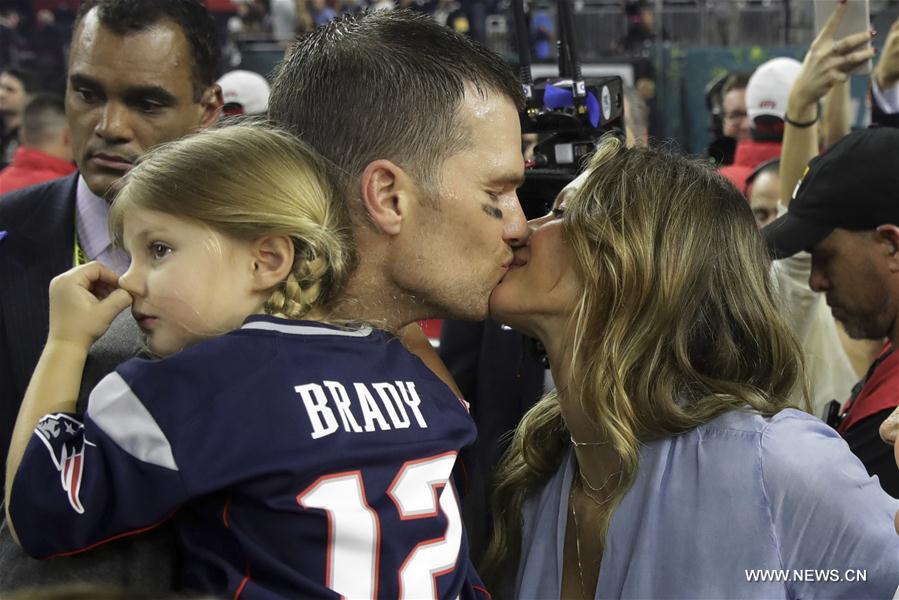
838,341,899,433
204,0,239,12
418,319,443,342
0,147,75,194
718,139,782,193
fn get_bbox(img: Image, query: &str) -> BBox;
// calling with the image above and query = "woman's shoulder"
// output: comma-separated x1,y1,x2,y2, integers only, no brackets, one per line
695,406,822,439
641,408,823,459
637,408,860,495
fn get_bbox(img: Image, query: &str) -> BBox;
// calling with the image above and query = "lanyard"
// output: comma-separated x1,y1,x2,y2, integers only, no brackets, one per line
74,235,88,267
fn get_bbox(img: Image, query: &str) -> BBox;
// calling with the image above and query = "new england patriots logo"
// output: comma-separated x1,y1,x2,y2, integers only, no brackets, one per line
34,414,93,514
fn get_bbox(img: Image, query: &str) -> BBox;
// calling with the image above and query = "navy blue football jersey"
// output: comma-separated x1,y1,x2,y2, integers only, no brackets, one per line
10,316,490,599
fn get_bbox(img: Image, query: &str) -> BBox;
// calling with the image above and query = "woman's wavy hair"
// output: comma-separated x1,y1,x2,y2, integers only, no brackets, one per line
482,136,807,592
108,123,354,322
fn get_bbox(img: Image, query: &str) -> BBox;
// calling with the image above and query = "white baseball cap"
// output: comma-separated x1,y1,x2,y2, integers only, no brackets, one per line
745,57,802,123
217,70,271,116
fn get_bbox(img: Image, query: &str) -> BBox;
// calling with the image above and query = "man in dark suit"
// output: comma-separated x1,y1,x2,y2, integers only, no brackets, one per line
0,0,221,592
439,319,547,565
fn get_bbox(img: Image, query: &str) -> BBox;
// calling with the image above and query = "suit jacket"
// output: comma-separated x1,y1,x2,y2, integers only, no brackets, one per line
0,174,79,484
0,174,177,594
439,319,546,566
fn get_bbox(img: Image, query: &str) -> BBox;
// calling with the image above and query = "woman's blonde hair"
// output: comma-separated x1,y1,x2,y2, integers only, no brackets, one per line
108,123,354,321
482,136,807,592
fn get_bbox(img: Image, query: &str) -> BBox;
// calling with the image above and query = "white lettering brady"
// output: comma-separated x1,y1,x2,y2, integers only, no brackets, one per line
356,383,390,432
297,381,431,439
323,380,363,433
372,383,410,429
395,381,428,428
296,383,339,440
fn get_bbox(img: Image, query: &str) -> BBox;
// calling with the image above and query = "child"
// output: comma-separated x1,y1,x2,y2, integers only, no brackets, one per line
5,124,486,599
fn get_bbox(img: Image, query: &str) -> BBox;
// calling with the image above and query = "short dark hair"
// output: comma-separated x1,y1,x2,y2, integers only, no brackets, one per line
0,68,36,93
721,71,751,98
22,94,67,147
74,0,219,97
269,9,524,195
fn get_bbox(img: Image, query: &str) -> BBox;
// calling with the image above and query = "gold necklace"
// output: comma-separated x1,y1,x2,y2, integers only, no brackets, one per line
579,468,621,501
569,434,610,447
569,467,618,599
569,482,593,600
570,436,621,500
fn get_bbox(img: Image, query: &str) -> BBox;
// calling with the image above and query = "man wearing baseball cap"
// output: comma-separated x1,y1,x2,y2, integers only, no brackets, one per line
718,57,801,191
764,125,899,498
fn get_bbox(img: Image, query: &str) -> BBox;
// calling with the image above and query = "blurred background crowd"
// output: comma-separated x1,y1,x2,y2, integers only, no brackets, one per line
2,0,898,162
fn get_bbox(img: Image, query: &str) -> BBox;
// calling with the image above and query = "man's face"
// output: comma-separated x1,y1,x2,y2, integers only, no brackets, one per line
489,172,584,339
809,228,894,340
389,89,529,321
66,9,220,197
722,88,750,141
749,170,780,228
0,72,26,119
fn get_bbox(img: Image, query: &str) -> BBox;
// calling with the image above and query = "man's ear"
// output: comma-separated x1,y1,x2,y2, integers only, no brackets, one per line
359,159,417,236
876,224,899,272
251,235,294,292
198,84,224,130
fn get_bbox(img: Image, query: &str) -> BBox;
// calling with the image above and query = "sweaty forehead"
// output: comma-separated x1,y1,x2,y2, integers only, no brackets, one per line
70,12,196,97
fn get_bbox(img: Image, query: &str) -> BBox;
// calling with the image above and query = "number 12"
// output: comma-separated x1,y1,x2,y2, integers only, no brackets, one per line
297,452,461,599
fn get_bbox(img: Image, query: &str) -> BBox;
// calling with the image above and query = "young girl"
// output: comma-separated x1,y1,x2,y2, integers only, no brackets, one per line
5,124,486,599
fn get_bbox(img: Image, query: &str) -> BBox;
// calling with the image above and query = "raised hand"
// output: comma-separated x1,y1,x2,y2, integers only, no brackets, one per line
874,18,899,90
48,262,133,349
790,1,876,114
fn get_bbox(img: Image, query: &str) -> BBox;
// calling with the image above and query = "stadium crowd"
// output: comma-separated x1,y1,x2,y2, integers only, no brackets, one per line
0,0,898,598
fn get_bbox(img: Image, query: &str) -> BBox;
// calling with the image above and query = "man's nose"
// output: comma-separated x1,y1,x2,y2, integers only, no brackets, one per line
502,194,530,247
808,267,829,293
95,102,133,143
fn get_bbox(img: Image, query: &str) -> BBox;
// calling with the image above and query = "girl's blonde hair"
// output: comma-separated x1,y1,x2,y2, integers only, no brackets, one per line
108,123,354,320
482,136,807,592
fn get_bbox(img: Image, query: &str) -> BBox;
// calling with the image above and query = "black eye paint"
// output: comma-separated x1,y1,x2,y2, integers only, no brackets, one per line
481,204,503,220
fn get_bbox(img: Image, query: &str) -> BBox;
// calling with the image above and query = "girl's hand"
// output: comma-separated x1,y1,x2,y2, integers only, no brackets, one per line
790,1,876,112
48,262,133,349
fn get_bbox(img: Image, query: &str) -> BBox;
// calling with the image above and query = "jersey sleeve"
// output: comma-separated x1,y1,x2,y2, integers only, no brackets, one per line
458,555,493,600
9,333,284,560
9,370,189,559
760,412,899,599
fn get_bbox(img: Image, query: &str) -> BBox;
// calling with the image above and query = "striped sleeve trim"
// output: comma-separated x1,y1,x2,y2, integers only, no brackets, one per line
86,372,178,471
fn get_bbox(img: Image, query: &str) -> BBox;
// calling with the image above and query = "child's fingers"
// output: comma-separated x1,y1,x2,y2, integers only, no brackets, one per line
91,280,118,300
99,289,133,317
76,261,122,289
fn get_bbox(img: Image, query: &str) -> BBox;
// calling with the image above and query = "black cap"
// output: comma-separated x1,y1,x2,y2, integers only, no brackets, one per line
762,126,899,259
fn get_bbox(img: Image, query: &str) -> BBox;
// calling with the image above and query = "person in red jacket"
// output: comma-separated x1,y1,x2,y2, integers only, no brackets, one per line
0,94,74,193
718,57,800,191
